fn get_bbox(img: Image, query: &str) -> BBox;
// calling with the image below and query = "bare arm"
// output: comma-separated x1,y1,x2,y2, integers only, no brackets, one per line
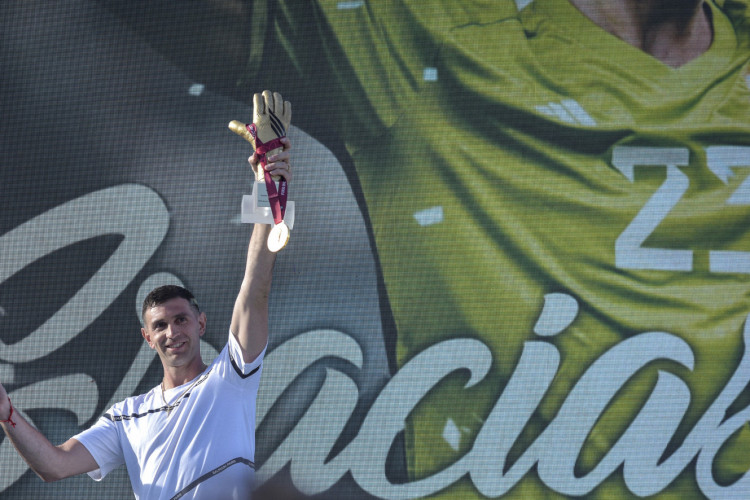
230,137,292,363
0,383,98,482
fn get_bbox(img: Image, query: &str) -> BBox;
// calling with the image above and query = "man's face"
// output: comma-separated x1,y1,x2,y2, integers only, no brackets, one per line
141,297,206,369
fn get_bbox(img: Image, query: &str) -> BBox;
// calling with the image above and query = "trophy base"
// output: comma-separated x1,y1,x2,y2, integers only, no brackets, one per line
240,180,295,228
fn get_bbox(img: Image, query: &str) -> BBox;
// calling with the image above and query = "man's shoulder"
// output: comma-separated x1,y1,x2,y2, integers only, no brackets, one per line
717,0,750,28
208,332,266,386
104,386,160,420
715,0,749,9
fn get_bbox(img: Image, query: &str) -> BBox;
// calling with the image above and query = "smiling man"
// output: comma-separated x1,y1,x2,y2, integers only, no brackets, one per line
141,288,208,377
0,92,292,499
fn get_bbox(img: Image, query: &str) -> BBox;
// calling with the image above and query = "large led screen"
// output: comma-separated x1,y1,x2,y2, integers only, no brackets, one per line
2,0,750,498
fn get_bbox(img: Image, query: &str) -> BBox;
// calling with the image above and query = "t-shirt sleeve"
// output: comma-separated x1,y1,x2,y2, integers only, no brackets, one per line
72,412,125,480
212,330,267,388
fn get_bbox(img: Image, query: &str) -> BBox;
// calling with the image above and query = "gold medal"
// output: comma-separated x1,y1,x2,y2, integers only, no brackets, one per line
268,221,290,252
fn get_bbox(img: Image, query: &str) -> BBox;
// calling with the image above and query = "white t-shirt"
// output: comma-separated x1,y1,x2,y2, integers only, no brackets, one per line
74,331,266,500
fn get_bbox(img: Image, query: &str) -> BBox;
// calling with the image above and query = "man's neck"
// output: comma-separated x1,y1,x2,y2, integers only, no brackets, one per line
567,0,712,67
162,360,207,390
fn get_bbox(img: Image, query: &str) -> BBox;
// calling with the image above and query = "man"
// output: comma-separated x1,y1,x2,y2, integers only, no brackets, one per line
0,93,292,499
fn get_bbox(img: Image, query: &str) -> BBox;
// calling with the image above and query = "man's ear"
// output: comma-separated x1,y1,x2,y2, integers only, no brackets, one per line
198,312,207,337
141,328,155,349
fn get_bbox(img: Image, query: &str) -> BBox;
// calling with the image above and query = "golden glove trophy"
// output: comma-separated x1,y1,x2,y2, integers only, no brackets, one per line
229,91,294,252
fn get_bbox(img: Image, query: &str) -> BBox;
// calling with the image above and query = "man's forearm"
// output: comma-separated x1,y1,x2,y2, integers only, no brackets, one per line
242,223,276,291
1,406,95,482
230,223,277,361
237,223,277,310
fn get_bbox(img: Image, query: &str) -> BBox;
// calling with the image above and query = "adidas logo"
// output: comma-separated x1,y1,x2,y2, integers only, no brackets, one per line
535,99,597,126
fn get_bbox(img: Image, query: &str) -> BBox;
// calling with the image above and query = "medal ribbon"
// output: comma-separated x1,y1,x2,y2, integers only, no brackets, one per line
247,124,287,225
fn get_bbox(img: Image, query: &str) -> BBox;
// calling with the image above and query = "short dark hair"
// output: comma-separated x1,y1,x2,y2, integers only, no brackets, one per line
141,285,200,321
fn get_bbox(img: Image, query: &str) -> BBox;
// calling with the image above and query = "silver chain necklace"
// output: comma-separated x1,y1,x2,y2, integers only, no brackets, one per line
160,367,211,415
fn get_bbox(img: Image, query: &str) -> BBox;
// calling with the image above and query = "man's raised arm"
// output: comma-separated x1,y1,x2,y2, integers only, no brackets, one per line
0,382,98,482
230,136,292,363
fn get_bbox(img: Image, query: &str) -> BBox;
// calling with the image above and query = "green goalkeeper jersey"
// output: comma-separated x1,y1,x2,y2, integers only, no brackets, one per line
259,0,750,497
